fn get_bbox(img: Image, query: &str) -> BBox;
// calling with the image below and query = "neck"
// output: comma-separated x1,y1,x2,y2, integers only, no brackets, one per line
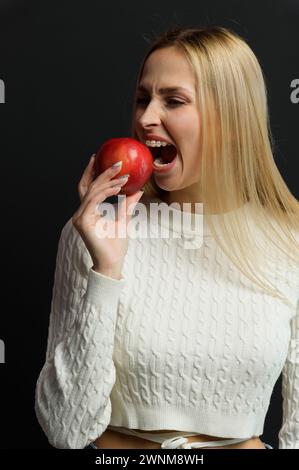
162,189,202,214
161,191,247,215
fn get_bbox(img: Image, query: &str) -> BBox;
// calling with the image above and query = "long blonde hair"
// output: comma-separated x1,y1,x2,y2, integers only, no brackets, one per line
130,26,299,306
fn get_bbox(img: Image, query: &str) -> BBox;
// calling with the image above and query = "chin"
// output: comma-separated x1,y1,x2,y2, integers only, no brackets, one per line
154,180,176,192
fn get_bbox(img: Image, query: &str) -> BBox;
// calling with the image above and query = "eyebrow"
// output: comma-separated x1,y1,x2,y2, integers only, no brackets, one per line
137,85,194,96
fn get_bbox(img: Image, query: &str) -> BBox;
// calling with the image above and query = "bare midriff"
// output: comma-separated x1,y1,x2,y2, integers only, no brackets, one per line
94,428,267,449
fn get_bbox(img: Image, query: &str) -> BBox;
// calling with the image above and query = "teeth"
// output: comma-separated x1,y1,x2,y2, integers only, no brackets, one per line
153,157,169,167
145,140,171,147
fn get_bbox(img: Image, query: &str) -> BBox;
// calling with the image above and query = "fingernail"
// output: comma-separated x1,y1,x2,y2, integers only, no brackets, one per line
119,173,129,179
112,161,123,168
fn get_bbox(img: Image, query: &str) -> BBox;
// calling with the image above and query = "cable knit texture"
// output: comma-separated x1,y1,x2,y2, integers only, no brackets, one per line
35,199,299,449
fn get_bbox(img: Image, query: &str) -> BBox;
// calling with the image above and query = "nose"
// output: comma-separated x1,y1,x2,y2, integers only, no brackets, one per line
137,100,162,129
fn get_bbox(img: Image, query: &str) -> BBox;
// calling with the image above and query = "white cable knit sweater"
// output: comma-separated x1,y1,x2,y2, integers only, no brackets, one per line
35,197,299,449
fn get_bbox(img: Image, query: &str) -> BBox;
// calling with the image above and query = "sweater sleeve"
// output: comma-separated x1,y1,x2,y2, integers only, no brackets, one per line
278,297,299,448
34,217,126,449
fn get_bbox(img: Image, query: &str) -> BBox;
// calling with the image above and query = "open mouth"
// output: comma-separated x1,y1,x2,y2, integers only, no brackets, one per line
149,144,177,166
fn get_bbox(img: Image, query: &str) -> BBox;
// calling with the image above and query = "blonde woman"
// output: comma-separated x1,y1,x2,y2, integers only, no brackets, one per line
35,26,299,449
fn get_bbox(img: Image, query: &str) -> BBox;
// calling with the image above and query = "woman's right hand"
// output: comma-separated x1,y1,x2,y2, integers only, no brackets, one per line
72,154,144,278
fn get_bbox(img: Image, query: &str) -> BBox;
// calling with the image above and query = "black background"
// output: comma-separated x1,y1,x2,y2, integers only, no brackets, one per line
0,0,298,449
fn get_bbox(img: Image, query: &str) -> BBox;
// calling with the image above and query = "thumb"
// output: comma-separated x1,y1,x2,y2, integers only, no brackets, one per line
125,190,144,221
116,190,144,224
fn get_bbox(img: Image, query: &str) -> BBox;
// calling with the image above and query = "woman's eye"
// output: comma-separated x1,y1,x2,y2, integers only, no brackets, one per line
135,97,184,107
166,99,184,106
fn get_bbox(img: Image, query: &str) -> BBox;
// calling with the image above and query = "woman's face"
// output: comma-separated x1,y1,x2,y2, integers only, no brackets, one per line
134,46,202,203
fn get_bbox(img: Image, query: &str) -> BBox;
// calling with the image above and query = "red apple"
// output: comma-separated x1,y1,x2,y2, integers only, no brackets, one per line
94,137,154,196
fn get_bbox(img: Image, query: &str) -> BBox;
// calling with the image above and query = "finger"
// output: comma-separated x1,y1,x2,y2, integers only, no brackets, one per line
93,160,124,184
84,161,122,198
78,154,96,200
85,174,129,209
77,185,123,220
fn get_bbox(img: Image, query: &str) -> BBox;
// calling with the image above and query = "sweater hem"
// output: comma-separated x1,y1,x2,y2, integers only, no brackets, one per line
109,403,265,439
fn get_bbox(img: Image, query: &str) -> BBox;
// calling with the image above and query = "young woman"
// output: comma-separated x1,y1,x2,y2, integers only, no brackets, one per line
35,26,299,450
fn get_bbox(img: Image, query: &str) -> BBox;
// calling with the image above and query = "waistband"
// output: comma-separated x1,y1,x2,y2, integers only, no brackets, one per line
107,425,250,449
